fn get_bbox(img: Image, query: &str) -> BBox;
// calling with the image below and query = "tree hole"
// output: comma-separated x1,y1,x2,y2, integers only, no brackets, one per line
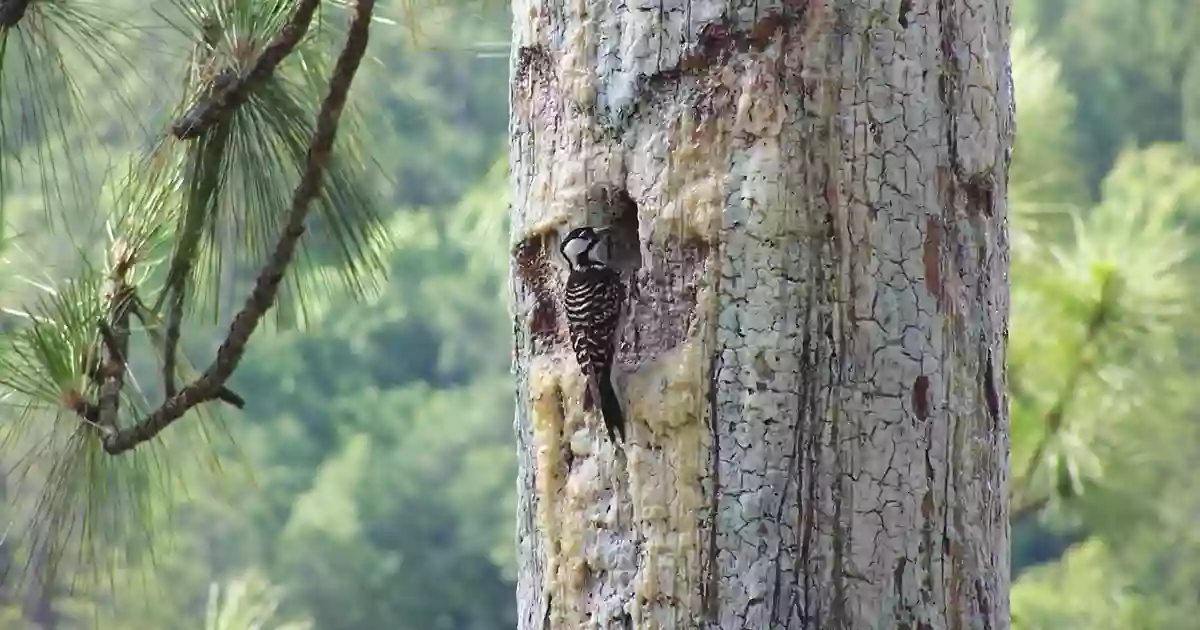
587,185,642,278
899,0,912,27
513,233,559,352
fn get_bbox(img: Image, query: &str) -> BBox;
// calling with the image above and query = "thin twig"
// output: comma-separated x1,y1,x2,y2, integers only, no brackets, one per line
95,280,135,435
159,116,233,392
69,399,101,427
97,321,124,365
130,299,246,410
100,0,376,455
214,388,247,409
163,287,185,397
171,0,324,139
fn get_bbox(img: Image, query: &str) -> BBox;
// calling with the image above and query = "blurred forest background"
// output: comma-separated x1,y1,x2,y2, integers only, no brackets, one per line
1,0,1199,628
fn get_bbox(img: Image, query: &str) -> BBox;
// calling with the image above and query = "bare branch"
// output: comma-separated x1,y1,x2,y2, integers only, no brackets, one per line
160,120,233,389
129,300,246,410
95,275,136,434
99,0,376,455
214,388,247,409
171,0,324,139
163,288,185,397
96,320,124,365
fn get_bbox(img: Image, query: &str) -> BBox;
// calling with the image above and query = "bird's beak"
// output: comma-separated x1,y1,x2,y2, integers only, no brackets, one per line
594,226,612,236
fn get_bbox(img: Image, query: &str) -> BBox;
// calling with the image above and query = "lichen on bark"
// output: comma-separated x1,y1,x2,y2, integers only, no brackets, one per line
510,0,1014,629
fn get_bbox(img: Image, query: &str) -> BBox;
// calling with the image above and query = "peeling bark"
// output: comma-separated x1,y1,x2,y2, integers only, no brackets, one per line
509,0,1014,629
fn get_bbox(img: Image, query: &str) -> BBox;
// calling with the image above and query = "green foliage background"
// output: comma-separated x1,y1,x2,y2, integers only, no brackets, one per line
1,0,1199,628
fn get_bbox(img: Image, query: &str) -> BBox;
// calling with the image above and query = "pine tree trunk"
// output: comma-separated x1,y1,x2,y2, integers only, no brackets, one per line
508,1,1014,629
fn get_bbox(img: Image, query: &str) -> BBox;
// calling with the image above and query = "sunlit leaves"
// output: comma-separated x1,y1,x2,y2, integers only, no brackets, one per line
1011,539,1162,630
1009,145,1193,511
1006,23,1197,518
204,570,313,630
1095,143,1200,246
0,265,166,598
1009,29,1088,207
0,223,241,601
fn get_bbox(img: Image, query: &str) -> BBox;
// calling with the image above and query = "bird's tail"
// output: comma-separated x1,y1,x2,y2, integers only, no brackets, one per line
597,367,626,445
582,367,626,445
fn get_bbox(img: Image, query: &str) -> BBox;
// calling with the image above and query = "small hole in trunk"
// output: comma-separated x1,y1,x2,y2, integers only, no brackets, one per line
514,233,559,351
587,185,642,277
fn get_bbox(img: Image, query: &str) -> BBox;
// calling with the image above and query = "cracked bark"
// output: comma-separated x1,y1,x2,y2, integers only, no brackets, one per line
509,1,1013,629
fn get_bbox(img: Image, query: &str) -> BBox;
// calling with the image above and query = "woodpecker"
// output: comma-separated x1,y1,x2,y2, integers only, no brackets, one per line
560,225,626,445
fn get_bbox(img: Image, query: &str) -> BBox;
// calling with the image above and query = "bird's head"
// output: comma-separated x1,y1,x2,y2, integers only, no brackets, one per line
560,225,610,270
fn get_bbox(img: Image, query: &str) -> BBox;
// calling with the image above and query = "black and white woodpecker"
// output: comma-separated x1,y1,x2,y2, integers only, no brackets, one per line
559,225,627,445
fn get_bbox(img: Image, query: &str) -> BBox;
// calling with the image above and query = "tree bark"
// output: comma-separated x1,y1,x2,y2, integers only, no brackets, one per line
508,1,1014,629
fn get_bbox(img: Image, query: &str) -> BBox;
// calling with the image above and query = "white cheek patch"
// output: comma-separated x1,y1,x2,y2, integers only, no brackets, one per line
562,238,589,262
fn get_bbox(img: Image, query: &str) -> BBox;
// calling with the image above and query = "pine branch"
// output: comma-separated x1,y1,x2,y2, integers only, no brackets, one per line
1011,272,1118,510
163,287,185,397
171,0,324,139
129,298,247,410
98,0,376,455
94,257,138,437
95,316,128,430
159,120,233,394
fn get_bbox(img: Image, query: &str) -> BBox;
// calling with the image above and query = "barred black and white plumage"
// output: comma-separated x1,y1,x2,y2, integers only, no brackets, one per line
560,226,626,445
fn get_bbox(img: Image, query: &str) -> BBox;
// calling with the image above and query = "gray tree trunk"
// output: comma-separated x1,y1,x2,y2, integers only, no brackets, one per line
508,1,1014,629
